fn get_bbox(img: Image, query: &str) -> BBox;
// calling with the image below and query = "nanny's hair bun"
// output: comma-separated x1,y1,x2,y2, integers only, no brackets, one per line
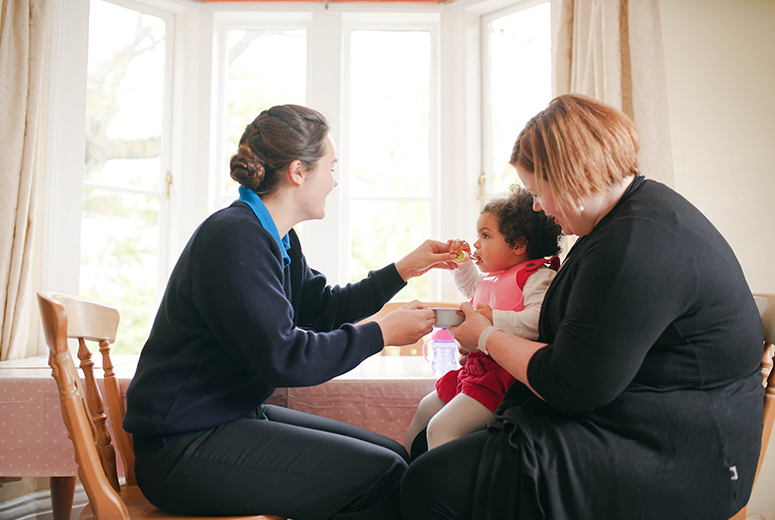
229,105,330,196
230,143,266,191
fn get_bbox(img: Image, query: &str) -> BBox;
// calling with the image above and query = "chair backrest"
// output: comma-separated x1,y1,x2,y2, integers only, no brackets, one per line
357,301,460,356
753,293,775,485
38,292,131,520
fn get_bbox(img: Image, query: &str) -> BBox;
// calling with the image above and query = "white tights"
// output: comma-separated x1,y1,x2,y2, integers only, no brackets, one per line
403,391,494,456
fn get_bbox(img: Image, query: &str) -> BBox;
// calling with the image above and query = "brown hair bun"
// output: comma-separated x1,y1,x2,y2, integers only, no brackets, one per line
229,105,329,196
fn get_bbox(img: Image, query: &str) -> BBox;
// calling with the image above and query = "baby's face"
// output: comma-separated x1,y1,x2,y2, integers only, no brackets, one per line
472,212,520,273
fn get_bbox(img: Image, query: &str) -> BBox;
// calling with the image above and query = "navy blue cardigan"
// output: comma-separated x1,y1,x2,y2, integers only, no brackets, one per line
123,201,406,437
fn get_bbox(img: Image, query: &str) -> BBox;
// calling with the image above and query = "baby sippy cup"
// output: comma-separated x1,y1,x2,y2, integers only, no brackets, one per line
422,328,459,376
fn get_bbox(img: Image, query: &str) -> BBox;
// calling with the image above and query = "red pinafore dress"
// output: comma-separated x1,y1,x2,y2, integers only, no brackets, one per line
436,257,559,412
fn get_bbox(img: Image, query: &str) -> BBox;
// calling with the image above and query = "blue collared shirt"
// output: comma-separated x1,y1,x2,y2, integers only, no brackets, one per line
237,186,291,266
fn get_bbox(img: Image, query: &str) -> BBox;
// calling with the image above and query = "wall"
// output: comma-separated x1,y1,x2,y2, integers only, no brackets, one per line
659,0,775,295
659,0,775,514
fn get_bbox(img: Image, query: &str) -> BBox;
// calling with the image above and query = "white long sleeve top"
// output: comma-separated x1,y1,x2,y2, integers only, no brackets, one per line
451,260,556,341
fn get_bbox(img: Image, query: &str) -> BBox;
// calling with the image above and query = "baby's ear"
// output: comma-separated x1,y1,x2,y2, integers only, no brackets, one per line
512,237,528,255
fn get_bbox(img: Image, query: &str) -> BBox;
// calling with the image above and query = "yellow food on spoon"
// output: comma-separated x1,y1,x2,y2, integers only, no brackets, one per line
454,251,470,263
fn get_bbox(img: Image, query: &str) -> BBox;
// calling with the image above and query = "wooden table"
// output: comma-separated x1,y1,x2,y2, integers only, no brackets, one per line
0,354,439,519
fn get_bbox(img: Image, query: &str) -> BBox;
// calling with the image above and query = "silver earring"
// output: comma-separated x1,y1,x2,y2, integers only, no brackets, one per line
577,200,585,213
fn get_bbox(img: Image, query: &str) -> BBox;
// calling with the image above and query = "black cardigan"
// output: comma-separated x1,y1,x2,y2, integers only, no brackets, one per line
474,178,763,520
124,201,406,437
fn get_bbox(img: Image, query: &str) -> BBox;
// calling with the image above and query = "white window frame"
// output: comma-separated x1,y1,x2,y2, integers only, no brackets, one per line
43,0,183,354
210,10,315,212
479,0,558,202
335,12,442,289
204,8,450,296
41,0,555,353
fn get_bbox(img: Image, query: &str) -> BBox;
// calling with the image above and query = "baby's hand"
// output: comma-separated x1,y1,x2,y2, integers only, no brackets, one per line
457,344,469,365
475,303,493,324
446,239,471,263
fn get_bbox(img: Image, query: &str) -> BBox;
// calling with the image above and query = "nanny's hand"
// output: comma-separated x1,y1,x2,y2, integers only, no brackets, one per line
449,301,492,353
394,240,460,281
377,300,436,347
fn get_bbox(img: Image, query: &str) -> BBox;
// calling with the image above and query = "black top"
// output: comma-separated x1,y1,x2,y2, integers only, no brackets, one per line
124,201,406,437
474,178,764,520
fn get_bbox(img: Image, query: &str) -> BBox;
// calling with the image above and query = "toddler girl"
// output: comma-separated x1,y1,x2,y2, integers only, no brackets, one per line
404,186,563,456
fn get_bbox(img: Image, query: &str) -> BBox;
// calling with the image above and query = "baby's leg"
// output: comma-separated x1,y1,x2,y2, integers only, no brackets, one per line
426,393,494,450
403,391,446,455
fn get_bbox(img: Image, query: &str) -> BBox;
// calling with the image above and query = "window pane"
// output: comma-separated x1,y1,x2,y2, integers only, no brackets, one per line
85,0,165,191
83,0,167,354
349,200,430,300
222,29,307,196
81,187,160,354
349,30,430,197
488,2,552,193
347,29,432,300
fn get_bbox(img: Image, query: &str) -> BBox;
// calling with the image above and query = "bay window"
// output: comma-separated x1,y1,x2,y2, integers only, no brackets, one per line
44,0,553,354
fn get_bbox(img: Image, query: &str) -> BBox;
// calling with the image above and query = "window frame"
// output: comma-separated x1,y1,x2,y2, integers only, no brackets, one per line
336,12,442,288
479,0,557,202
43,0,183,355
41,0,555,353
82,0,176,300
210,10,315,212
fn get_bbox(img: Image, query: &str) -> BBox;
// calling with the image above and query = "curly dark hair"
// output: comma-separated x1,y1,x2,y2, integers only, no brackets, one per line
483,185,563,259
229,105,330,196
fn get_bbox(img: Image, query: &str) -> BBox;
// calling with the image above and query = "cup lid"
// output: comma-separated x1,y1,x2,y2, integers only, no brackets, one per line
431,328,456,341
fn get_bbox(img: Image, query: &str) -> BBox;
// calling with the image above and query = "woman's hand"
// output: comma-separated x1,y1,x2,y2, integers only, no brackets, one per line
456,304,491,363
376,300,437,347
452,302,546,396
394,240,460,281
448,302,491,353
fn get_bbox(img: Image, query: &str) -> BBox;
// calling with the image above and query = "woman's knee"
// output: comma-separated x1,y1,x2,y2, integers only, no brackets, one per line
400,431,486,519
367,449,408,491
401,454,437,516
401,451,465,519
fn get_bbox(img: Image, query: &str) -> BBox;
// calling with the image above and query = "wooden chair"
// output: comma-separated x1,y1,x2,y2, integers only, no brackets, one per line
38,292,286,520
730,293,775,520
357,301,461,356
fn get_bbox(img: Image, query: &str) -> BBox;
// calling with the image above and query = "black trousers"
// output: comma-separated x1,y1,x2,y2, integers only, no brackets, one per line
134,405,409,520
400,429,489,520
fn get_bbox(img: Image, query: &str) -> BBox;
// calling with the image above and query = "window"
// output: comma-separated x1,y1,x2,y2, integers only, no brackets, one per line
81,0,172,353
44,0,553,354
482,0,552,197
344,27,435,299
216,25,308,208
209,12,441,299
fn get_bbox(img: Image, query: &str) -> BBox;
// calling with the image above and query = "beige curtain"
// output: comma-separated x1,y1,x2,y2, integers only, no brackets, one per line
0,0,52,360
554,0,674,187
